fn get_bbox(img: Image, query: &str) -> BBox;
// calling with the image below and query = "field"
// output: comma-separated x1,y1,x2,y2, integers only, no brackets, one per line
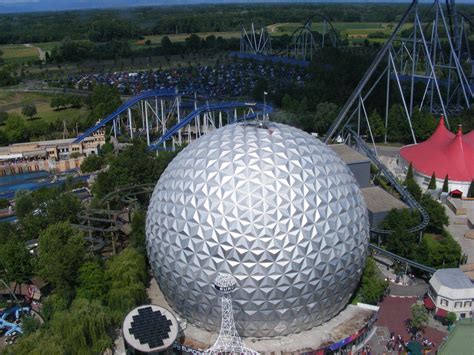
136,31,241,48
0,44,39,64
0,22,404,65
0,90,89,129
272,21,404,39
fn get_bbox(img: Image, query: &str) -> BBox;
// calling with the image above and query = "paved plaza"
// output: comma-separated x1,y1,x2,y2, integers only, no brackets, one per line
366,296,447,354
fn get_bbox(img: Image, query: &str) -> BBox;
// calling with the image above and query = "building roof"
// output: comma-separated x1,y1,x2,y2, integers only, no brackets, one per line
361,186,408,213
10,138,76,148
400,117,474,182
430,268,474,300
330,144,370,165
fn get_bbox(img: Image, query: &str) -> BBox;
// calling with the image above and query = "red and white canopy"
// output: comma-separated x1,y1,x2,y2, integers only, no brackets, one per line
400,117,474,182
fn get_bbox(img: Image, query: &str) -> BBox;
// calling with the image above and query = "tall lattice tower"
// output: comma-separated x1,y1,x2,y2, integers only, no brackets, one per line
205,273,258,355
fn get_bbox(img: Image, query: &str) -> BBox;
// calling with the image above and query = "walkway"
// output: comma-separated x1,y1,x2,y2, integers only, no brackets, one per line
369,296,447,354
445,204,474,263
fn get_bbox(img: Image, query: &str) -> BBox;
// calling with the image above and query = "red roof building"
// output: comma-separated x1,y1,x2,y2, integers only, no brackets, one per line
400,117,474,184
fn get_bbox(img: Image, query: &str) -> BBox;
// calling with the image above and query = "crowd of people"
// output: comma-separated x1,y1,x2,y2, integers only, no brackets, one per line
386,330,435,353
69,61,310,98
386,333,406,352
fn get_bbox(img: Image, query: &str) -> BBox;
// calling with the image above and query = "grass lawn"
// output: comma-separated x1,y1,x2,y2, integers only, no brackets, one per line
0,90,89,129
35,41,60,52
272,21,410,43
133,31,241,49
0,44,39,64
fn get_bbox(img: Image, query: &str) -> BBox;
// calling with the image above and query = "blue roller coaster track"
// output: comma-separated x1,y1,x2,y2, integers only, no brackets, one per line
73,89,179,144
147,101,273,151
73,89,272,152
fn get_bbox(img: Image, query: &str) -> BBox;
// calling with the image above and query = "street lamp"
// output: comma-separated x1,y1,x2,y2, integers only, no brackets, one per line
263,91,268,125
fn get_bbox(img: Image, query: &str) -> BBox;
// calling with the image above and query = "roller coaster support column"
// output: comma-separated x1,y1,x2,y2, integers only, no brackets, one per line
128,108,133,139
177,96,182,145
107,202,116,255
384,57,391,144
324,0,417,143
438,1,472,107
409,2,418,118
145,99,150,146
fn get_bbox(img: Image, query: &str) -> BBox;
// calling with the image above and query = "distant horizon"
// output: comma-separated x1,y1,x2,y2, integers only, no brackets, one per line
0,0,473,15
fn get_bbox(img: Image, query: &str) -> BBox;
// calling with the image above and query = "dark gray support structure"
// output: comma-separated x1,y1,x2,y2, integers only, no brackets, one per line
325,0,473,147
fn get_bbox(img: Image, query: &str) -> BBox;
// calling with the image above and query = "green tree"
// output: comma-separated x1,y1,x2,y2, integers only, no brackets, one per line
381,209,420,259
0,129,8,145
412,109,437,141
428,172,437,190
185,34,202,50
445,312,457,326
21,104,37,119
386,104,410,143
161,36,173,52
4,331,65,355
0,198,9,209
37,222,86,293
81,154,104,173
41,293,69,321
0,238,33,284
21,315,41,336
468,180,474,198
105,248,147,318
367,109,386,138
90,85,121,121
311,102,339,134
281,94,300,112
0,67,16,86
50,96,66,110
4,114,29,143
417,231,461,268
76,261,107,302
0,111,8,125
129,210,146,254
420,194,449,233
442,174,449,193
410,304,429,331
92,141,177,199
49,298,113,354
66,95,83,109
405,178,422,201
16,189,81,240
355,257,388,305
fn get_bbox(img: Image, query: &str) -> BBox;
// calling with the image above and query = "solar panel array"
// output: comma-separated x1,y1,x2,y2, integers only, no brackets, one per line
128,306,173,349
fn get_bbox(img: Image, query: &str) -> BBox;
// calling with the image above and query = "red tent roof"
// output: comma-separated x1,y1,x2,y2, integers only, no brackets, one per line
400,117,474,182
435,308,448,318
464,131,474,148
423,296,435,310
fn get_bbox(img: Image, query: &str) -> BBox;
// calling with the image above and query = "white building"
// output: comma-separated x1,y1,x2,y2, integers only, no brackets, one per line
426,268,474,320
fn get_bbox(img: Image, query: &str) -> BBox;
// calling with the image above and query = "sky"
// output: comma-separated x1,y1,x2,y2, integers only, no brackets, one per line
0,0,472,14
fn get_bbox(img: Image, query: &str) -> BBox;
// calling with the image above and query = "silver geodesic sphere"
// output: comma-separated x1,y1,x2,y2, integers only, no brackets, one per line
146,122,369,338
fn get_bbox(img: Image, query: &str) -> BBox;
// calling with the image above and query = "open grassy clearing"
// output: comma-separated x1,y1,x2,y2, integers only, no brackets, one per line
133,31,241,48
0,90,89,129
0,44,39,63
273,21,408,39
35,42,60,53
